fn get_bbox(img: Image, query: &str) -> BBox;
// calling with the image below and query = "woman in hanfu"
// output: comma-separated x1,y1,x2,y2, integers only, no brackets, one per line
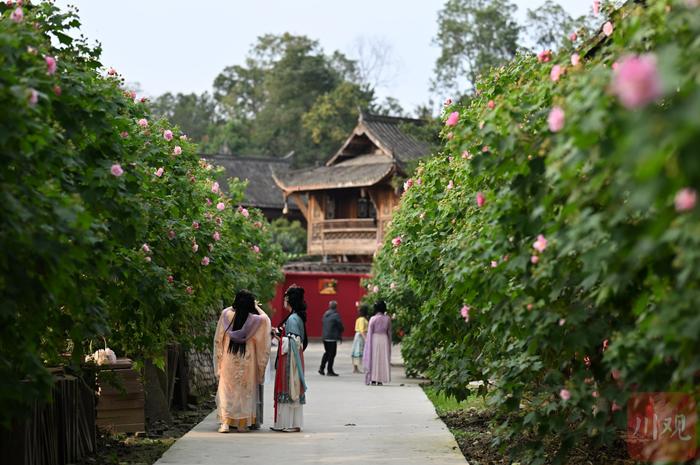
271,285,308,432
363,300,392,386
214,290,271,433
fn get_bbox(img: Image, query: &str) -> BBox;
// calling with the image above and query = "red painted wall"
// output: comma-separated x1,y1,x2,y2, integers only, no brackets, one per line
270,271,369,339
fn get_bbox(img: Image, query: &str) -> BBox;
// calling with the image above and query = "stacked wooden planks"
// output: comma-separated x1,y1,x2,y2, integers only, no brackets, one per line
96,358,145,433
0,370,96,465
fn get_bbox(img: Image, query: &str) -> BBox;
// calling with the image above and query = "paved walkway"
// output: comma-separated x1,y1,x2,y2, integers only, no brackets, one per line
156,342,465,464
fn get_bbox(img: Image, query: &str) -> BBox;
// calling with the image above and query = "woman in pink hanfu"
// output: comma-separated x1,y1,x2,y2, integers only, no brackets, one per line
363,300,392,385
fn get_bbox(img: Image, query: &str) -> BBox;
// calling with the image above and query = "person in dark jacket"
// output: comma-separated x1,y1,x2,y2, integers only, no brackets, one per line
319,301,344,376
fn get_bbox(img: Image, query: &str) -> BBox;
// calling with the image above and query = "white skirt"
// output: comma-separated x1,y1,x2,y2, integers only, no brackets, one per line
275,402,303,430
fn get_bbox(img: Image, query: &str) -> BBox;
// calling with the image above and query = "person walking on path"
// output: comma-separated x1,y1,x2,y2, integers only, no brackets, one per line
319,300,344,376
213,290,271,433
363,300,391,386
351,305,369,373
272,285,308,432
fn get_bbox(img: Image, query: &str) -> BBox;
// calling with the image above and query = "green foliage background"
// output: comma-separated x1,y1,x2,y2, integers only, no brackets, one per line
369,0,700,462
0,2,283,427
268,218,307,258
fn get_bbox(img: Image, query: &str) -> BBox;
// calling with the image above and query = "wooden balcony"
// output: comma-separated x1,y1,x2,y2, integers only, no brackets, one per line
308,218,379,256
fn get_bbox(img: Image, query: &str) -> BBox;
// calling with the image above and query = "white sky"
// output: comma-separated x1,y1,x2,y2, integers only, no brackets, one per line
54,0,593,112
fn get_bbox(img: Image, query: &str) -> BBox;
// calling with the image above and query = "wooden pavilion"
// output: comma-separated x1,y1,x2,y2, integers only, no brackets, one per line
273,111,431,261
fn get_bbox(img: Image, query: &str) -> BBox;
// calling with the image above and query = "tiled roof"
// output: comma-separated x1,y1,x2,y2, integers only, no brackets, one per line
204,154,297,210
326,111,432,166
283,261,372,274
359,112,432,163
273,155,395,192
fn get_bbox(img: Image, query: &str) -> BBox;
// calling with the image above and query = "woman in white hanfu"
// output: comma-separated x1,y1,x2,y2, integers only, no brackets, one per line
271,285,308,432
214,290,271,433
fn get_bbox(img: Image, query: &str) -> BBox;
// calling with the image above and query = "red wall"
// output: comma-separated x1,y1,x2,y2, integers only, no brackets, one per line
270,271,369,339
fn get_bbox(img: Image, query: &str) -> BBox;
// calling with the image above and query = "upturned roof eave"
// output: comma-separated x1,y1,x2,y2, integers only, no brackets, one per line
325,121,395,166
272,163,396,194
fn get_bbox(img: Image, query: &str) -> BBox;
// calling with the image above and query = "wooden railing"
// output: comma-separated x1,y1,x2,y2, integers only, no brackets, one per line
309,218,379,255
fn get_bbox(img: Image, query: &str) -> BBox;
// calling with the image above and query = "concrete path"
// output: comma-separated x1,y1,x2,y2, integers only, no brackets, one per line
156,342,465,464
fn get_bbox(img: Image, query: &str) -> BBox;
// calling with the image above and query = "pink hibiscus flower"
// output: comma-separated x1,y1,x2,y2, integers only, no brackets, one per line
445,111,459,127
45,56,57,75
674,188,697,212
611,54,663,109
603,21,614,37
476,192,486,208
548,107,565,132
550,64,564,82
110,164,124,177
537,49,552,63
10,6,23,23
533,234,548,252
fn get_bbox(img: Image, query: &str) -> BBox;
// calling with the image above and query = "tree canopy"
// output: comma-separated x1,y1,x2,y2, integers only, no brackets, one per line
207,33,374,166
150,2,595,167
432,0,521,96
150,91,218,142
431,0,596,98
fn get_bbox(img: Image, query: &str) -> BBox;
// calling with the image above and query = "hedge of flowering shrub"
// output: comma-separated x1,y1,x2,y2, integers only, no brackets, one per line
0,2,283,426
368,0,700,461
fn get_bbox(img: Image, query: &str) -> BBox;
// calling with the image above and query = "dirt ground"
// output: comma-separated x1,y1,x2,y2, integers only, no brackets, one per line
77,396,216,465
438,405,637,465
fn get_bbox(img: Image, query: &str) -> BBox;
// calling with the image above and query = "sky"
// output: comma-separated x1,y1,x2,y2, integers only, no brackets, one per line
54,0,593,112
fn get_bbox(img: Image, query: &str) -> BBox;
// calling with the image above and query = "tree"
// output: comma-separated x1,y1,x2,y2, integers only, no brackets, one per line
201,118,254,155
432,0,520,96
372,96,409,118
524,1,595,52
350,35,400,90
248,36,345,159
302,81,375,164
156,33,407,164
211,33,384,166
150,92,218,142
268,218,307,257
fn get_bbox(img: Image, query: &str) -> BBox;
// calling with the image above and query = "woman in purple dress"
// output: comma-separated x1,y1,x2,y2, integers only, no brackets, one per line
362,300,392,385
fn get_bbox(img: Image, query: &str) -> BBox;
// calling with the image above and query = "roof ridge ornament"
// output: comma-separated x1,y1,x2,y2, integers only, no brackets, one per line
357,106,366,124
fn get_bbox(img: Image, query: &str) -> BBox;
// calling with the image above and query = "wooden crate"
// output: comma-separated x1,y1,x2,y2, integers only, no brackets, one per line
96,358,145,433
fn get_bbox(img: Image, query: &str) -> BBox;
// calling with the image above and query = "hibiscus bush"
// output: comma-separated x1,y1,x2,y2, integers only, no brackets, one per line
369,0,700,461
0,2,282,426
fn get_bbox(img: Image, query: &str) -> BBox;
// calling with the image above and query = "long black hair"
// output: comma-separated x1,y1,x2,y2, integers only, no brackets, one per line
225,289,257,356
359,304,370,319
282,285,308,350
373,300,387,315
